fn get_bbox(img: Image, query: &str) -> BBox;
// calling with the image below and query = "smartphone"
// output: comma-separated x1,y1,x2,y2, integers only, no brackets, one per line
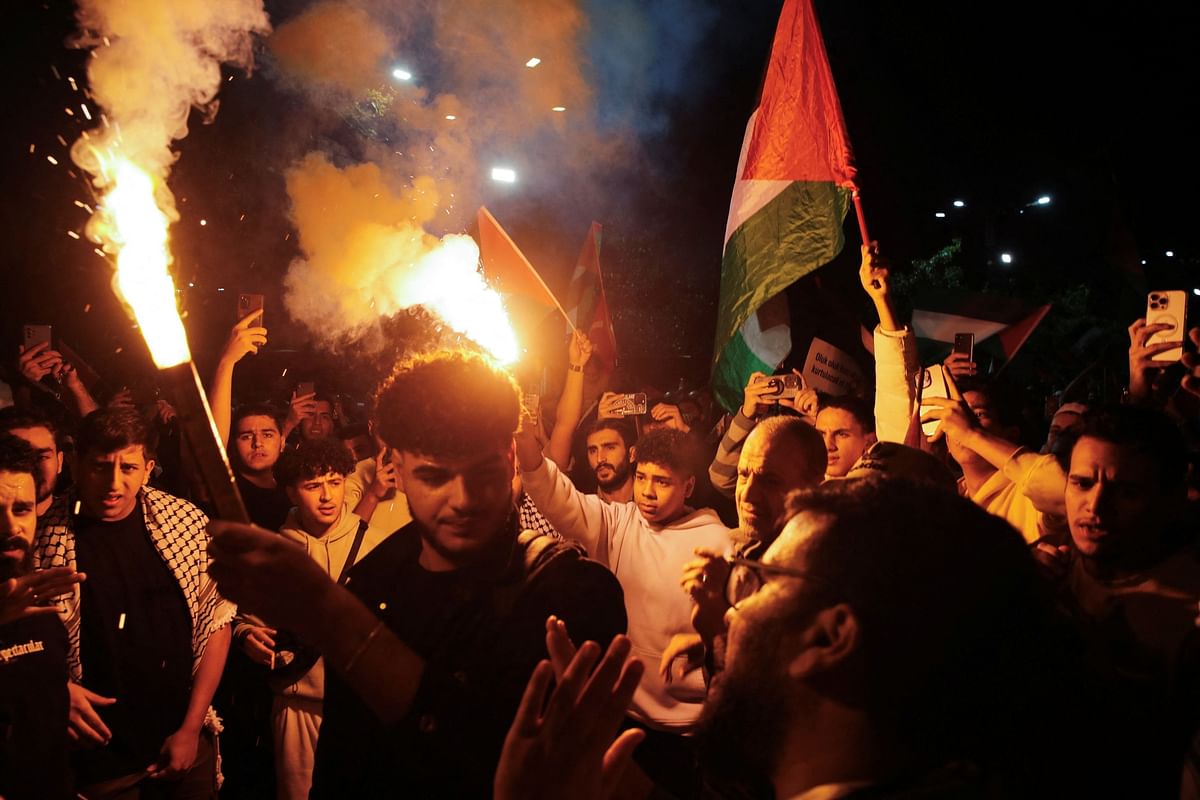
23,324,53,351
750,373,803,402
1146,290,1188,363
615,393,648,416
296,381,315,398
238,293,264,327
952,332,975,362
920,364,950,438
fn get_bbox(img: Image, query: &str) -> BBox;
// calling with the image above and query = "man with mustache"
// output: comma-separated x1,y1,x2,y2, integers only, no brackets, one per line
0,433,82,799
0,406,66,517
584,419,636,503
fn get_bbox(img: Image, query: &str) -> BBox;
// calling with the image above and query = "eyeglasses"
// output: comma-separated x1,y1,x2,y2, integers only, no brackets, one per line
725,557,816,609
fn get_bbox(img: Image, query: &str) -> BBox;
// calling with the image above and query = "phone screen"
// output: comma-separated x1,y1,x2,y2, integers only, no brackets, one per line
23,324,52,350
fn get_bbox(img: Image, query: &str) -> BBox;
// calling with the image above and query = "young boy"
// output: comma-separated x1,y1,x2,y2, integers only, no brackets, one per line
234,437,389,800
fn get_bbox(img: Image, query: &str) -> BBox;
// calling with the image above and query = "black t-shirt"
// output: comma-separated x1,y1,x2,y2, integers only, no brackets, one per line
311,519,628,798
0,612,71,800
235,473,292,532
73,508,194,784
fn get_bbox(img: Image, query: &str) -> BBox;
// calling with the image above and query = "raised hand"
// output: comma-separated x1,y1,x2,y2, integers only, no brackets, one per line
494,632,645,800
680,548,731,643
219,310,269,367
942,351,978,379
0,567,84,626
650,403,689,433
569,330,594,369
18,341,63,384
369,450,398,499
1128,318,1183,403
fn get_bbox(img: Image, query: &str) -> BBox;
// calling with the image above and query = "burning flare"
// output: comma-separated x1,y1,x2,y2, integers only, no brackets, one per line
393,235,520,364
88,155,191,368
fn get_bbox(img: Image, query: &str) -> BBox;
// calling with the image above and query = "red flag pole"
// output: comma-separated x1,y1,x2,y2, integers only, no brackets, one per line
851,186,871,245
851,185,881,289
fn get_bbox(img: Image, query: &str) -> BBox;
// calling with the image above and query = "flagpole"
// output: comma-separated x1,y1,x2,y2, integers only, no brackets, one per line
851,185,881,289
851,186,870,245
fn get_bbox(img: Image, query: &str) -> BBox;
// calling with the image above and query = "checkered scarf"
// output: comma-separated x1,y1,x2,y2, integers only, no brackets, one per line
33,489,236,682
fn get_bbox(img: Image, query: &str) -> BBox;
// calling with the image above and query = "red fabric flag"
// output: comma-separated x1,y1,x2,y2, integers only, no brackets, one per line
741,0,857,186
477,207,561,311
564,222,618,369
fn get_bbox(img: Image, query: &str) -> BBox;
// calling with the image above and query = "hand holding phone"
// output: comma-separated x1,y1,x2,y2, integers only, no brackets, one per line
238,293,265,328
1145,291,1187,363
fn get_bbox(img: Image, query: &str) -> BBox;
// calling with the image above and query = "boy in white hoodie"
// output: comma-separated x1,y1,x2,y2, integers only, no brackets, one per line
516,425,732,793
233,437,388,800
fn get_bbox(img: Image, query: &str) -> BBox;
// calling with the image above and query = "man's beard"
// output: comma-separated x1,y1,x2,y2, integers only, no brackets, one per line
594,459,630,492
0,536,33,582
695,624,793,791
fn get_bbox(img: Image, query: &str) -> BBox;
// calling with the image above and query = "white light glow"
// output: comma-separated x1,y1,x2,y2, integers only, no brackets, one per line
1193,288,1200,297
445,114,457,120
525,57,541,68
1036,195,1051,205
1166,250,1175,257
551,106,566,112
934,211,946,218
392,68,413,81
491,167,517,184
952,199,965,208
999,252,1013,264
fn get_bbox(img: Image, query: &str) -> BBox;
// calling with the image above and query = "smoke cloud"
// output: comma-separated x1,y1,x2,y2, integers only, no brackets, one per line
70,0,271,205
282,152,516,360
268,0,719,352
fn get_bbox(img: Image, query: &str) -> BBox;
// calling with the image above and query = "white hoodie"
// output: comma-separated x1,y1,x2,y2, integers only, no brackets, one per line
521,458,733,732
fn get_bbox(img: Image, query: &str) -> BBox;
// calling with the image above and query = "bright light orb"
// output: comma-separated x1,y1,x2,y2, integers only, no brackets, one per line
525,57,541,68
999,252,1014,265
491,167,517,184
1036,195,1051,205
934,211,946,218
392,68,413,81
952,199,965,208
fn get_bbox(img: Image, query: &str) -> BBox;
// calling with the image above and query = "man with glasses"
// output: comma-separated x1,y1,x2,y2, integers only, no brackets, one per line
495,478,1064,798
693,478,1061,797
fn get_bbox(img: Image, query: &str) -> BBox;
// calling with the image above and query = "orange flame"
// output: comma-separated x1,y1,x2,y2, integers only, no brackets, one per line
90,155,191,368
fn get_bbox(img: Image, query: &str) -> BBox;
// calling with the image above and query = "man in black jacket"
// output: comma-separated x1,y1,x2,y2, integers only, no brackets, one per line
209,349,627,797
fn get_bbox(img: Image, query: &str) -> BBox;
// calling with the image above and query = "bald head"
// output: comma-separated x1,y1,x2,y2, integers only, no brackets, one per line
735,416,826,542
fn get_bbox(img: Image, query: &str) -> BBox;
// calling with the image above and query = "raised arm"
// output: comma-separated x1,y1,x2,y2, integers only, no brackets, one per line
208,311,268,445
545,331,592,469
516,416,619,560
860,243,920,443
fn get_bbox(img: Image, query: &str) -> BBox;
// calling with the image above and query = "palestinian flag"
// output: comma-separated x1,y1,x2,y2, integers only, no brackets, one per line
564,222,619,369
711,0,858,413
911,289,1051,370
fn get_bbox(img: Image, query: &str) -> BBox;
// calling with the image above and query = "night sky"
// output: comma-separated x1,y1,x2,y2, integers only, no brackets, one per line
3,0,1197,400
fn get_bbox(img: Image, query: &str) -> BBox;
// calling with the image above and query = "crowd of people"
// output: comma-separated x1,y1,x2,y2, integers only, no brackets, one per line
2,244,1200,799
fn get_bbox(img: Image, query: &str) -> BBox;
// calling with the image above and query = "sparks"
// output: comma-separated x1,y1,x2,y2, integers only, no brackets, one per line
551,106,566,112
81,104,92,120
67,230,80,239
525,57,541,68
46,156,59,165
